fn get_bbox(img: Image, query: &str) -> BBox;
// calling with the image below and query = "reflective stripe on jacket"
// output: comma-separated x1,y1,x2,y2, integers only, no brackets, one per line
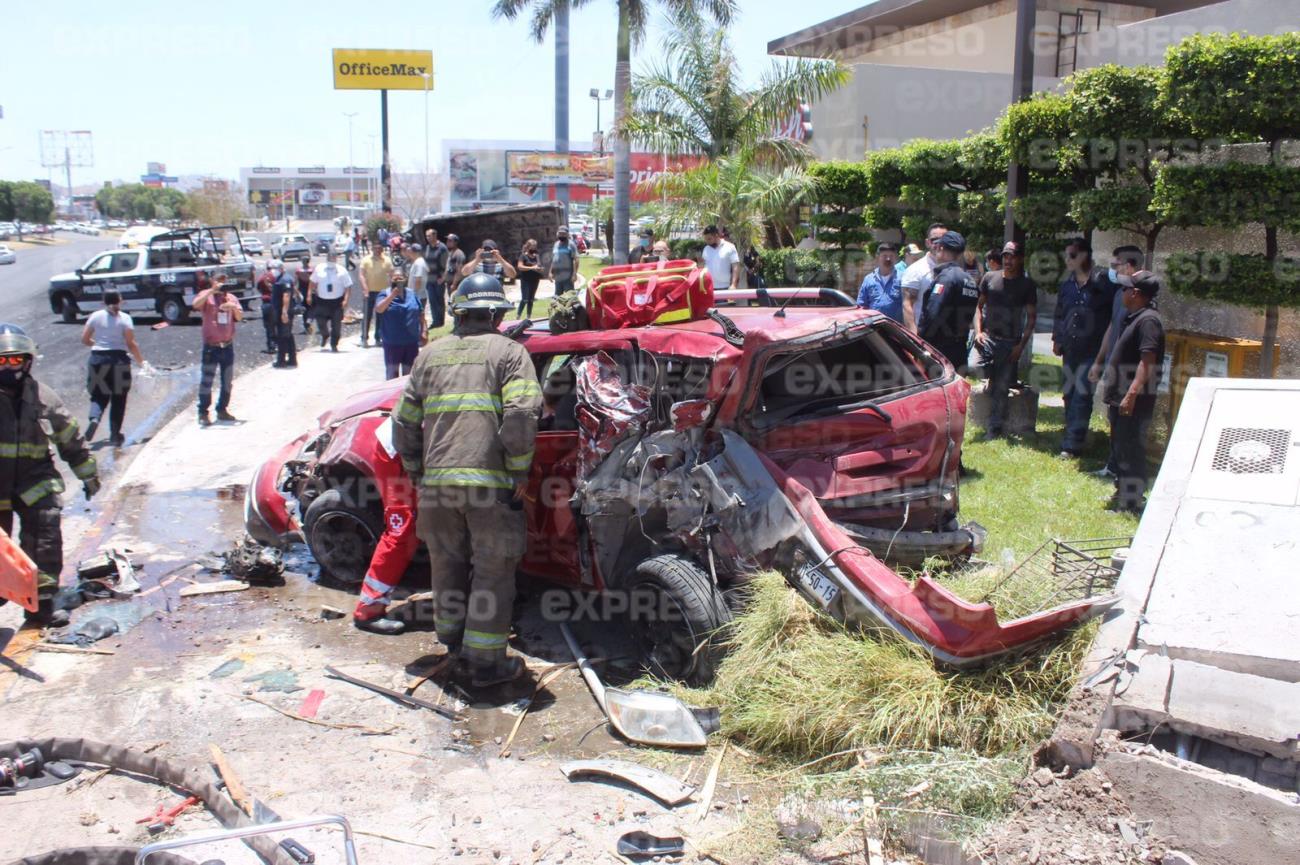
0,377,96,508
392,322,541,489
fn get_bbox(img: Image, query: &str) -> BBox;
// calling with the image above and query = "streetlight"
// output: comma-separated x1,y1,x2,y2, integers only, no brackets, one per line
589,88,613,202
344,112,358,223
421,72,432,180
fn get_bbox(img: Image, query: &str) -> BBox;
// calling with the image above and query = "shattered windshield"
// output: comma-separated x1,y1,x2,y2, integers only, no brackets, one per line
756,324,944,421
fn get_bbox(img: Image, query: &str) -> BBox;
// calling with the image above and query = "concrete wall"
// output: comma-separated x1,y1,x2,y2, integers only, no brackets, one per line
1078,0,1300,67
809,64,1061,161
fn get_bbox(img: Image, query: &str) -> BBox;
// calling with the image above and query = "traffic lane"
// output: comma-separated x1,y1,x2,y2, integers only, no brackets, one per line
0,240,365,456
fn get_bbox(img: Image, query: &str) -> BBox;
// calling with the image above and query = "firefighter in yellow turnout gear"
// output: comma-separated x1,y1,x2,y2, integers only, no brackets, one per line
0,324,99,626
392,274,541,687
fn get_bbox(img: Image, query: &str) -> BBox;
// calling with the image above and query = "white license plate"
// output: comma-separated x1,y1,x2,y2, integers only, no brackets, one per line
798,564,840,607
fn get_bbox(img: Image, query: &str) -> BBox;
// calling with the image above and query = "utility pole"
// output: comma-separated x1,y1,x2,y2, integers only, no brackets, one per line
380,90,391,212
344,112,358,224
555,0,571,221
1004,0,1036,245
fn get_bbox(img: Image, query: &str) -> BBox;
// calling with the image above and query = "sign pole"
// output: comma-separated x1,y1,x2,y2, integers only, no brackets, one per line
380,89,391,213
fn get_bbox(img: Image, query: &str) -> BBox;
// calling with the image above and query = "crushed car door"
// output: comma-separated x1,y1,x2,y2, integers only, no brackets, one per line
741,320,956,522
521,345,638,587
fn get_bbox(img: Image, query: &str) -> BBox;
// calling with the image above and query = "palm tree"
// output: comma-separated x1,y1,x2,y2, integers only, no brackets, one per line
622,15,847,165
492,0,737,264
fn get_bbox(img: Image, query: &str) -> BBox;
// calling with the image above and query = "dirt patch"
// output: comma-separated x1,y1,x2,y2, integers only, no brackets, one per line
970,764,1170,864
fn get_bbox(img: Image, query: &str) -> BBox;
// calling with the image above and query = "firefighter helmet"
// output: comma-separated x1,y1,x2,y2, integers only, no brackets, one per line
451,273,513,313
0,323,37,358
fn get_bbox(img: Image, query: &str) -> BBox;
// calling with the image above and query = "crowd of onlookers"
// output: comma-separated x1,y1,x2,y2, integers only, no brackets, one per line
852,224,1164,514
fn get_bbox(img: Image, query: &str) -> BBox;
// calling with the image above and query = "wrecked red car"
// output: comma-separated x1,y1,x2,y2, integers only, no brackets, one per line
246,307,1113,679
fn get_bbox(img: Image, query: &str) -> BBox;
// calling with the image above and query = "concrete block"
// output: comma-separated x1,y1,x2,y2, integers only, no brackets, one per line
1111,653,1173,731
967,385,1039,435
1101,748,1300,865
1165,660,1300,761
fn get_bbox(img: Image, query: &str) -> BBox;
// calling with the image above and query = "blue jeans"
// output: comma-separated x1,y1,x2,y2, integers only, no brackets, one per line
198,343,234,414
427,282,446,329
1061,352,1096,452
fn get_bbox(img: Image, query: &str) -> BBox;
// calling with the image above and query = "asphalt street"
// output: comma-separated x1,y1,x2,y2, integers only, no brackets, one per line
0,232,366,465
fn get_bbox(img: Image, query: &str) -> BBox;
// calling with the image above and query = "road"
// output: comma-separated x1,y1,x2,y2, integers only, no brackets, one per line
0,232,367,464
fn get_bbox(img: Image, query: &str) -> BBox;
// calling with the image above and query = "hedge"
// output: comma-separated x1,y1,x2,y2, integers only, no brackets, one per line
1164,252,1300,309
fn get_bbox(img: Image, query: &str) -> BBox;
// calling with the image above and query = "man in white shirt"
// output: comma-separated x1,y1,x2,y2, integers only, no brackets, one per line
308,249,353,351
701,225,740,290
901,222,948,333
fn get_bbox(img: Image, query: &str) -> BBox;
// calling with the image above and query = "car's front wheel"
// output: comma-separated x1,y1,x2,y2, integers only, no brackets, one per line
303,488,381,585
627,553,732,685
60,296,79,324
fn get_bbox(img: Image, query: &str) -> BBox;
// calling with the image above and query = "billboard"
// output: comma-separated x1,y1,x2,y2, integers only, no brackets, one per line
333,49,434,91
506,152,614,186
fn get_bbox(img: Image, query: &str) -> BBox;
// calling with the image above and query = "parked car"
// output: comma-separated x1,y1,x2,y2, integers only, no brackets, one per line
312,234,333,255
245,305,1111,679
0,223,15,240
0,245,15,265
271,234,313,264
119,225,169,248
237,236,265,255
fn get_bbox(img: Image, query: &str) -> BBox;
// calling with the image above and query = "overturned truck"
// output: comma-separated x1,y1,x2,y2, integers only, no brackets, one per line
245,305,1113,680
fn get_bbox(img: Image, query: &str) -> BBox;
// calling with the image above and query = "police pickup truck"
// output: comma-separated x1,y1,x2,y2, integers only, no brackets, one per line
48,226,257,325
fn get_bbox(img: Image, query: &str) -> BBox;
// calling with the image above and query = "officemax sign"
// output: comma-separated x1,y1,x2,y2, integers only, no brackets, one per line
332,49,434,91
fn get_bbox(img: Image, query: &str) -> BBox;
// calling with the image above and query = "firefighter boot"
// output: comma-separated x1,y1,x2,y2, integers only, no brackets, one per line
24,595,69,628
353,614,406,635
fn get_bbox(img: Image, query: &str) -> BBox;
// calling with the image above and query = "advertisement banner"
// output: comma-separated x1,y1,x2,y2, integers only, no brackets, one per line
296,186,331,205
507,152,614,186
333,49,434,91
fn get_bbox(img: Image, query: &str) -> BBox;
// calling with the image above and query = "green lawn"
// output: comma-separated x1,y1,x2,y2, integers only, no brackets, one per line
577,254,608,282
960,353,1140,561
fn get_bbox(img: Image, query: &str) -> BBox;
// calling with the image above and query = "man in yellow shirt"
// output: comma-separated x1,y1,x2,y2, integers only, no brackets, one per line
358,240,395,348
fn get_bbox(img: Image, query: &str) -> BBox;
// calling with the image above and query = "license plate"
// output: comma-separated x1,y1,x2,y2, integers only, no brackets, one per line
798,564,840,607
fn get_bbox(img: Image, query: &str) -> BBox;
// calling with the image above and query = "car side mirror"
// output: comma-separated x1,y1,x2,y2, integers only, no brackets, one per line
670,399,713,432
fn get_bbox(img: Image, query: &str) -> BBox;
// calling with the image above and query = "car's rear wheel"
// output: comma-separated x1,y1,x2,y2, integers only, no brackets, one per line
160,295,190,325
60,296,79,324
303,487,381,585
627,553,732,685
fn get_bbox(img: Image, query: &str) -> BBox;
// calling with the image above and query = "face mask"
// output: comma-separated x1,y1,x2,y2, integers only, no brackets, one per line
640,238,650,247
1108,267,1119,283
0,368,26,389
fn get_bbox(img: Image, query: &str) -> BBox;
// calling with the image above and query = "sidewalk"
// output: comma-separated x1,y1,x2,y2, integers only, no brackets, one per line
0,341,735,864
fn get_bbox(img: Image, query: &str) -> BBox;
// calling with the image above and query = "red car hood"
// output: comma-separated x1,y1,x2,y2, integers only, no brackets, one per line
316,378,404,427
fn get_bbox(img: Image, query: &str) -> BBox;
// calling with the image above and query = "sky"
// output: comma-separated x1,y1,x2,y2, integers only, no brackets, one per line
0,0,857,188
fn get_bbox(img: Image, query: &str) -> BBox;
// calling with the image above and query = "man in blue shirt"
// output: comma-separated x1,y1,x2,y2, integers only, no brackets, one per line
375,275,427,380
1051,238,1117,457
856,242,904,322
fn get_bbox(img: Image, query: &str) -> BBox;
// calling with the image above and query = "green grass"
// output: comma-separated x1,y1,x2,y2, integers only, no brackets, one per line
578,254,608,282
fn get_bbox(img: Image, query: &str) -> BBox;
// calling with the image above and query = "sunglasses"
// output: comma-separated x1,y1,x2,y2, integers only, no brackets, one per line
0,355,27,367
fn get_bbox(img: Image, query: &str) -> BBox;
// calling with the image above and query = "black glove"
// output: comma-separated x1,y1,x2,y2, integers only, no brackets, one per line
83,477,102,500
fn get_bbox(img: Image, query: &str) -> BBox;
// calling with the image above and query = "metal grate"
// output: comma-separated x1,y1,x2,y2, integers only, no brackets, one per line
1210,427,1290,474
974,537,1129,621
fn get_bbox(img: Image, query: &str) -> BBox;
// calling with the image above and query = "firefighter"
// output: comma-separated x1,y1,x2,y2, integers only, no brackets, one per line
392,273,541,687
0,323,99,626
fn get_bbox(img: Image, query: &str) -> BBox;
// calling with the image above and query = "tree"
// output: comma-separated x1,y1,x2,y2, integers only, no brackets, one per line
185,184,245,226
492,0,737,264
807,162,871,257
1155,32,1300,377
12,182,55,227
621,14,846,164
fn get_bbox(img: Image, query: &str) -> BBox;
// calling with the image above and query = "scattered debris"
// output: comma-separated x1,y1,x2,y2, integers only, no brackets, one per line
75,548,141,595
224,535,285,584
243,669,303,693
560,623,707,748
617,830,685,860
208,742,253,816
695,743,727,823
1163,852,1199,865
319,605,346,620
208,658,245,678
499,663,572,759
560,760,695,807
136,794,200,833
298,689,326,719
45,616,119,647
776,814,822,843
32,643,114,656
179,579,249,597
242,693,394,735
325,665,463,722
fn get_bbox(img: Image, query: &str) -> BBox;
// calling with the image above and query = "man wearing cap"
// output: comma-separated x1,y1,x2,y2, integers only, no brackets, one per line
917,231,981,374
548,228,577,295
901,223,948,333
902,243,924,268
856,242,905,323
461,239,518,282
973,241,1038,438
629,228,654,264
1100,272,1164,513
308,249,352,352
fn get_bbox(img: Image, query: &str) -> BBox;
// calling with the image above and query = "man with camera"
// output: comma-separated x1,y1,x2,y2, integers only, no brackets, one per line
192,272,244,426
459,239,517,282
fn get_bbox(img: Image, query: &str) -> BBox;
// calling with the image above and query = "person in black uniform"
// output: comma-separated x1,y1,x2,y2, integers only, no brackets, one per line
918,231,981,374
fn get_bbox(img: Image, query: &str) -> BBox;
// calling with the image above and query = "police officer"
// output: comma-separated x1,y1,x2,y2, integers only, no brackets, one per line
392,273,541,687
0,324,99,626
918,231,981,374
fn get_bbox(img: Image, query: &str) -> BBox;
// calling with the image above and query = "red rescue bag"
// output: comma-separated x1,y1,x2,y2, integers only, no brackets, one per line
586,260,714,329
